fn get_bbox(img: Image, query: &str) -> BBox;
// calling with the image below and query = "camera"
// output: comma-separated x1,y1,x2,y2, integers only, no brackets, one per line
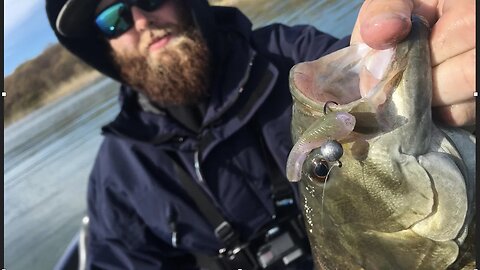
256,227,304,269
197,215,309,270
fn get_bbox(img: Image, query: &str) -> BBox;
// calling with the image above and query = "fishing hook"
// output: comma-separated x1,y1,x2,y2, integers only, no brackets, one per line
323,100,339,115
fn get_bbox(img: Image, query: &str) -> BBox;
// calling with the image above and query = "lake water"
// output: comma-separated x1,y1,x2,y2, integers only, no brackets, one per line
3,0,361,269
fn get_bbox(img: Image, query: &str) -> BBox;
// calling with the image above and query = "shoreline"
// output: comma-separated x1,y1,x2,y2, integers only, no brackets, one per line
40,70,105,107
5,70,105,127
209,0,240,6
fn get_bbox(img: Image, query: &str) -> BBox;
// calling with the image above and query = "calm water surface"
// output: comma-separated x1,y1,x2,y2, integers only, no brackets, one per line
4,0,361,269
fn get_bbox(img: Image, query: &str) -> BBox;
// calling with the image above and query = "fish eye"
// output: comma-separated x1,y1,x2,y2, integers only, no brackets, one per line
310,158,329,183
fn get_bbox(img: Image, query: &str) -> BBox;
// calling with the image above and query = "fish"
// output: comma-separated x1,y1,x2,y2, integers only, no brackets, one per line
286,15,476,270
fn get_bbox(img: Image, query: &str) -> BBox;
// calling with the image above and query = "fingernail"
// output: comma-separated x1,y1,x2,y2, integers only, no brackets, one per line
361,13,411,49
364,13,410,29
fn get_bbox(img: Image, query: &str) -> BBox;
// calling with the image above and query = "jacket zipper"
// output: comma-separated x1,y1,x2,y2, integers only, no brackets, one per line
191,50,256,199
203,51,256,127
194,150,205,184
168,208,179,248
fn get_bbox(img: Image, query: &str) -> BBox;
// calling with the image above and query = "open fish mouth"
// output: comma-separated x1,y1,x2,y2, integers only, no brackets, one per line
286,15,476,270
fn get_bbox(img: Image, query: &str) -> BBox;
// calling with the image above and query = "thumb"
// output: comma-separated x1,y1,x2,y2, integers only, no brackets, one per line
351,0,413,49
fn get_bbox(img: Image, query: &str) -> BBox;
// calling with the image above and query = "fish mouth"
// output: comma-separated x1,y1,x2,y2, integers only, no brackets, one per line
289,43,394,112
290,16,432,140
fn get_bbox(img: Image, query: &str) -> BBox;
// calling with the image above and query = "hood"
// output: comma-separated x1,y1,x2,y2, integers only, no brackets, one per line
96,7,280,153
45,0,219,83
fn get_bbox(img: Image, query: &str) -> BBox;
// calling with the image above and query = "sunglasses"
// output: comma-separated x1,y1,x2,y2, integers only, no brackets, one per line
95,0,166,39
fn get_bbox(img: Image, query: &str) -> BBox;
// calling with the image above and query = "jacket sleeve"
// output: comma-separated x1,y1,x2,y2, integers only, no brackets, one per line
252,23,351,64
86,168,198,270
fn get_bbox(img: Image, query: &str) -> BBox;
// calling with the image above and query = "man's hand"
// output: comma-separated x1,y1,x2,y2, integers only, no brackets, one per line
351,0,475,127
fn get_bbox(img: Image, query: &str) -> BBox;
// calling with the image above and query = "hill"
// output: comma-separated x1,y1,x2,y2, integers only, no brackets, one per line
4,43,103,126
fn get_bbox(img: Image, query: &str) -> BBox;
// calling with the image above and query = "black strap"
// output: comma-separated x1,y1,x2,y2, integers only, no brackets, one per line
254,122,297,220
167,151,239,249
166,120,297,248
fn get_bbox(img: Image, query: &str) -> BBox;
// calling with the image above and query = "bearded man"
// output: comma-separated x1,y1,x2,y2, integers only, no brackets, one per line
46,0,475,269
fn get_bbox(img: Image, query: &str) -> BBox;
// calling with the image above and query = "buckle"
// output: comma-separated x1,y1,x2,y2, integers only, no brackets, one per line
275,198,294,207
214,221,235,244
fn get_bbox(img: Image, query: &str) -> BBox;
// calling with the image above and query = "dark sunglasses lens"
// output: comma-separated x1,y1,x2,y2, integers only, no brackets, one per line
136,0,165,11
95,2,132,38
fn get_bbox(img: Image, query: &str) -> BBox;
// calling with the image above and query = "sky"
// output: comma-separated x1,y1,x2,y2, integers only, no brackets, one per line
4,0,59,76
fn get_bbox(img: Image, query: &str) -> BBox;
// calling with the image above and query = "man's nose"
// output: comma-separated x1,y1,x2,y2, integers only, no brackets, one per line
131,6,151,32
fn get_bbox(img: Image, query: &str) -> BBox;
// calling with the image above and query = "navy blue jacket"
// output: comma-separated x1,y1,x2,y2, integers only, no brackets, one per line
87,7,349,269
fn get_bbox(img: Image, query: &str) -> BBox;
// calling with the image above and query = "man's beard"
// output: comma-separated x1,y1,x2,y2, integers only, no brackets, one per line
111,26,210,107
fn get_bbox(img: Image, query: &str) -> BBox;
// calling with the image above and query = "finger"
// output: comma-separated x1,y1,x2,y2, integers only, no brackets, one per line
431,48,475,106
409,0,440,24
433,100,476,127
429,0,475,65
351,0,414,49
